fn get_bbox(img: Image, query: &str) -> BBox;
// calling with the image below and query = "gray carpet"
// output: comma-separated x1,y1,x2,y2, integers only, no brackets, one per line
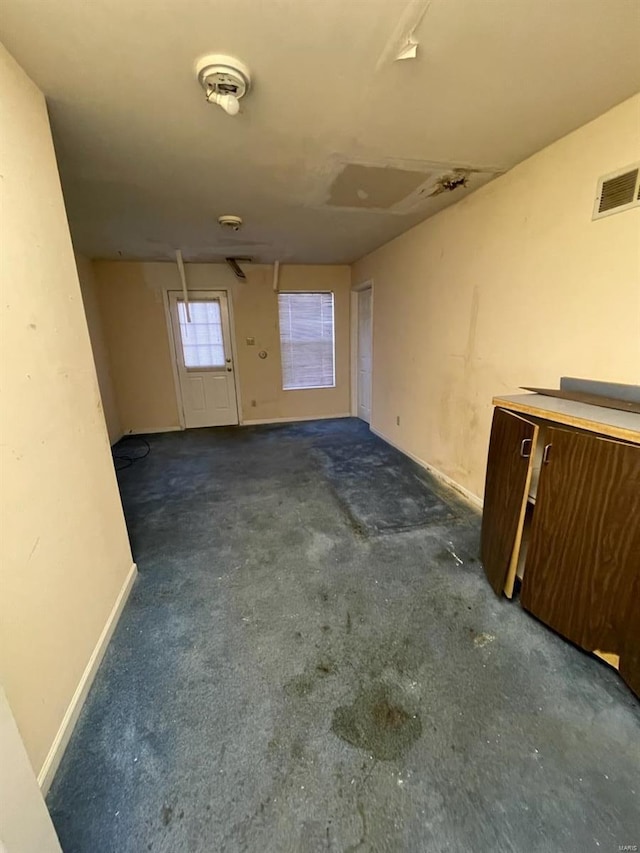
47,418,640,852
311,431,452,534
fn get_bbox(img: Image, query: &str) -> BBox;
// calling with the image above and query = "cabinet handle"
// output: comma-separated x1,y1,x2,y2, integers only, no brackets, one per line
542,443,552,464
520,438,532,458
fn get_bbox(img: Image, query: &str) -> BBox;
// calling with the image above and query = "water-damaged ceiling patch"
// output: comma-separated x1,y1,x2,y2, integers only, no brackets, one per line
327,163,432,210
321,159,504,215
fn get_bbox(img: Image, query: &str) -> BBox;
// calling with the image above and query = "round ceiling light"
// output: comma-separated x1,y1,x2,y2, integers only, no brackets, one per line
218,215,243,231
196,54,251,116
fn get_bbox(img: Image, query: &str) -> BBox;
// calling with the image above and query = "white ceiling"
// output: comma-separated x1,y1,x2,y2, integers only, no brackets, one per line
2,0,639,264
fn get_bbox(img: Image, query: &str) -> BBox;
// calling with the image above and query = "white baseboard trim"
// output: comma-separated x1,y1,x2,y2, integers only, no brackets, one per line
37,562,138,794
370,426,483,511
123,426,182,436
241,413,352,426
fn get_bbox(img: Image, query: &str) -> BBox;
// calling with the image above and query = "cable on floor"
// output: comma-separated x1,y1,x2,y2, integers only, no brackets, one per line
112,436,151,472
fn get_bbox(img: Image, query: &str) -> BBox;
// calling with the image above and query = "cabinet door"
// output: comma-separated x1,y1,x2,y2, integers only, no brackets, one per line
521,428,640,661
619,573,640,698
481,408,538,596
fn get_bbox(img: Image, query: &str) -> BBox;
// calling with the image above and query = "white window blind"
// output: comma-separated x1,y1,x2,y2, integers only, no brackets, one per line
278,292,335,390
177,301,225,368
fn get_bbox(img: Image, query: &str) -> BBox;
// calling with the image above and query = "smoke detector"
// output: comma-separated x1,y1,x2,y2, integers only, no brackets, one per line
196,54,251,116
218,214,243,231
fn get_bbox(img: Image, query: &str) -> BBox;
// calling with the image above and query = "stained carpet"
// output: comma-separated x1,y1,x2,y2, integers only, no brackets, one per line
47,419,640,853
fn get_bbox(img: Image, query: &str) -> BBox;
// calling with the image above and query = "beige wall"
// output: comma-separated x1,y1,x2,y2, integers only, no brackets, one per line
0,45,134,779
76,254,122,444
353,95,640,501
0,688,61,852
92,261,351,431
92,261,181,433
234,264,351,422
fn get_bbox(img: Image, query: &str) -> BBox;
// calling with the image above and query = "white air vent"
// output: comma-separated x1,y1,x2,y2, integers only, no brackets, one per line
592,163,640,220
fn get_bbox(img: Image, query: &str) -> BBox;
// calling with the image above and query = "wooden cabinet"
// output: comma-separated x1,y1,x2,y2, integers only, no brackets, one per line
481,409,538,596
481,394,640,698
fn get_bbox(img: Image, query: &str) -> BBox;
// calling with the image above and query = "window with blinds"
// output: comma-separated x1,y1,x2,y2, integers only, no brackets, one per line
278,292,335,390
177,300,225,368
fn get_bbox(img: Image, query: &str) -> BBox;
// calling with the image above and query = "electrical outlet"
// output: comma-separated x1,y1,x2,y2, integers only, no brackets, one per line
246,337,255,346
396,415,400,426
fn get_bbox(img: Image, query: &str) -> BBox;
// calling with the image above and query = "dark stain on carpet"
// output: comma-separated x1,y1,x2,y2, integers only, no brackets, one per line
312,438,454,534
332,684,422,760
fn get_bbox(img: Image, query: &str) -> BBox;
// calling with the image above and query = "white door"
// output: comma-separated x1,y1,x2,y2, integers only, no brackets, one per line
168,291,239,428
357,288,372,423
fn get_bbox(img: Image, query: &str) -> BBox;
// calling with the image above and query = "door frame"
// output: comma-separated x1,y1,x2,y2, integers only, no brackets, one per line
163,287,243,429
350,279,374,419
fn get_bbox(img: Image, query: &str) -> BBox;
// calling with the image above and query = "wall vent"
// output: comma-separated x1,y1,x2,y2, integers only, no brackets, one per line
592,163,640,219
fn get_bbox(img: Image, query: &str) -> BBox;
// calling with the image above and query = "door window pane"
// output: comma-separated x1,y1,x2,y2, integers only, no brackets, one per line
178,301,225,368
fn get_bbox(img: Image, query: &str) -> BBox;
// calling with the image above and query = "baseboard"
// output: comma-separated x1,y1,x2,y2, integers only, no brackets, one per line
241,413,352,426
370,426,484,511
123,426,182,436
37,562,138,794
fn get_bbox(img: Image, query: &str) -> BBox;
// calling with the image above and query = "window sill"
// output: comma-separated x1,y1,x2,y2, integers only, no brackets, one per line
282,385,336,391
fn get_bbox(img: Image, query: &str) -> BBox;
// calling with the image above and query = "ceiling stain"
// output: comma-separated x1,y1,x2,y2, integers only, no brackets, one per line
327,163,433,210
427,169,475,197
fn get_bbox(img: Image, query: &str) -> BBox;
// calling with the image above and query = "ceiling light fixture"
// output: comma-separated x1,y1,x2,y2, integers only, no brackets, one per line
195,54,251,117
218,214,243,231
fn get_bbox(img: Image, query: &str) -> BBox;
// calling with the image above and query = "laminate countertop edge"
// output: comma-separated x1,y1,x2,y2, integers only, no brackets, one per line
492,394,640,445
